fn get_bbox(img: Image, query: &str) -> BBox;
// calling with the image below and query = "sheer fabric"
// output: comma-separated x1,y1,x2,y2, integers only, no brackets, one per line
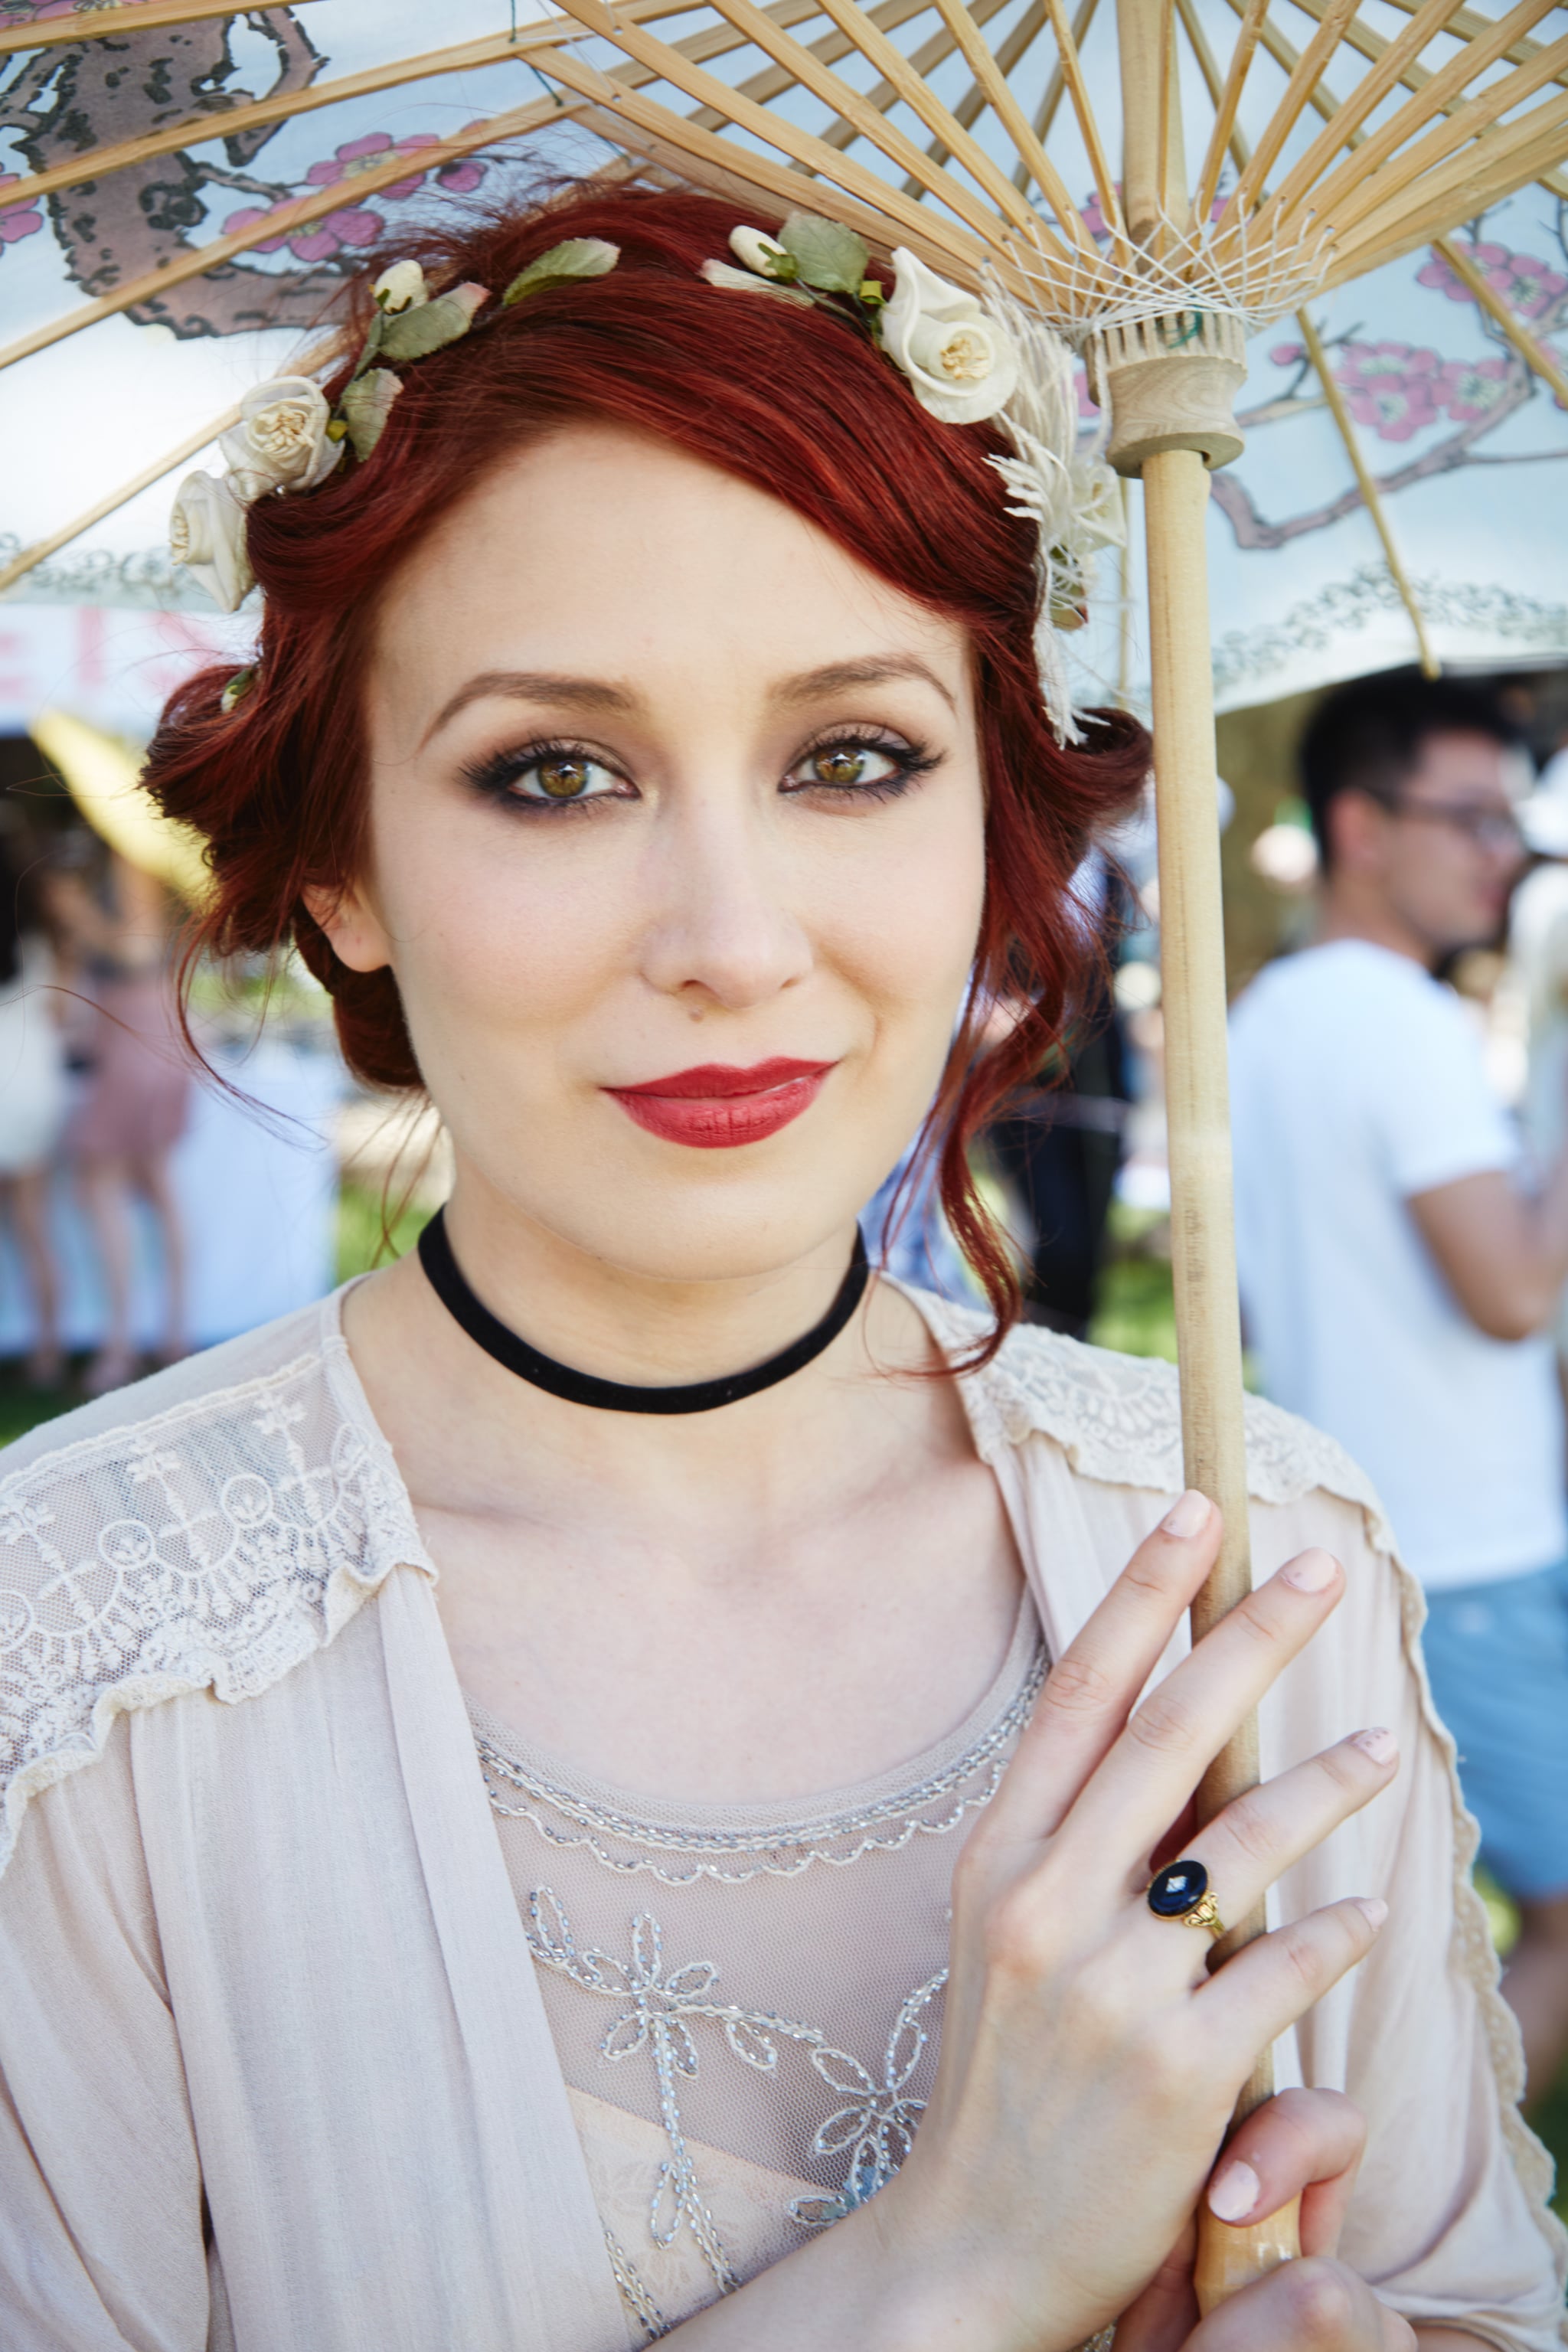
0,1288,1560,2350
470,1599,1044,2338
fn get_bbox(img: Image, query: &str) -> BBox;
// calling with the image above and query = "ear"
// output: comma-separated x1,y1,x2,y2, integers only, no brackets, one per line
302,879,393,975
1326,789,1390,878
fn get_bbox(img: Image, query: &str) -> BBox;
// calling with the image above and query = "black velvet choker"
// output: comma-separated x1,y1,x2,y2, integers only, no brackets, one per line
416,1207,871,1415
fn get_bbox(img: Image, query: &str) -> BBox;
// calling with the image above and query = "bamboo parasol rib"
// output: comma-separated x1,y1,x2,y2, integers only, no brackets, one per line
0,0,320,60
0,403,240,599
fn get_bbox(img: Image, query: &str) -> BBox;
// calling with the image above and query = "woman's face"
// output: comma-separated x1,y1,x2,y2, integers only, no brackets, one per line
330,423,987,1283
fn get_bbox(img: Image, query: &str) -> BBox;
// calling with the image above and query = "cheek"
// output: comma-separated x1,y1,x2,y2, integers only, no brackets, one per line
817,782,987,1044
364,792,632,1073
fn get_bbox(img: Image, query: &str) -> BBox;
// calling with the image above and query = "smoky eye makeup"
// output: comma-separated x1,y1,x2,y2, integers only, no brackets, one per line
781,724,942,802
456,737,635,812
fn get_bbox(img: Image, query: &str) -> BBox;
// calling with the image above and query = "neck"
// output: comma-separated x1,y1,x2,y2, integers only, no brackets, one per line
1315,879,1439,971
343,1156,946,1528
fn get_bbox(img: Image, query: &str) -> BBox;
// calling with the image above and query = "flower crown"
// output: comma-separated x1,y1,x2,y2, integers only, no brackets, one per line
172,218,1119,741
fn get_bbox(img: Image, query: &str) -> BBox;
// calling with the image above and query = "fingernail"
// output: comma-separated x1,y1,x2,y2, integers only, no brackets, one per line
1354,1897,1389,1932
1353,1727,1397,1766
1280,1550,1336,1592
1162,1489,1211,1539
1207,2158,1259,2223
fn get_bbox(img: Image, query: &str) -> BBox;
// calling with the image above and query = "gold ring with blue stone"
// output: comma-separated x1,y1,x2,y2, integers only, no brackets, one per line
1146,1857,1226,1940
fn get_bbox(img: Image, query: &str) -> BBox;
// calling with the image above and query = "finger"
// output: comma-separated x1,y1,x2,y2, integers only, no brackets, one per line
1106,2219,1199,2352
977,1492,1223,1845
1193,1896,1388,2069
1183,2257,1416,2352
1066,1549,1346,1867
1138,1731,1400,1977
1205,2089,1367,2259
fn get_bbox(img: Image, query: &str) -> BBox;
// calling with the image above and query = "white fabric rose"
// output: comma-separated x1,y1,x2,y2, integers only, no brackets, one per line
374,259,427,314
881,250,1019,426
219,377,343,501
169,472,255,612
728,226,792,279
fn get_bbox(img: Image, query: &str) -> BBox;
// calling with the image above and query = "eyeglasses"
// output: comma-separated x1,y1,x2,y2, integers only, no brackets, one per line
1387,798,1526,855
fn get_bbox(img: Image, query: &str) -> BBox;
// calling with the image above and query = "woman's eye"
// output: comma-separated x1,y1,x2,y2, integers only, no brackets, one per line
789,741,906,791
514,753,622,803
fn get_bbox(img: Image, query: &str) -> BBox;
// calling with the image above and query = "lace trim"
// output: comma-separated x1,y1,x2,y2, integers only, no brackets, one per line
475,1645,1044,1886
0,1321,433,1877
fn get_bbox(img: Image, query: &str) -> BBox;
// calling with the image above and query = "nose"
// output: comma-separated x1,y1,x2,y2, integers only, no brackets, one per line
637,789,814,1011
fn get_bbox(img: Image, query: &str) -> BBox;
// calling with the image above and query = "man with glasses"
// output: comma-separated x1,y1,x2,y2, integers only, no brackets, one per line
1230,671,1568,2105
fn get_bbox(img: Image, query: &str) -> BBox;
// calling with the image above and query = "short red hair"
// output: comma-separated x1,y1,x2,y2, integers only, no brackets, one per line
144,179,1150,1348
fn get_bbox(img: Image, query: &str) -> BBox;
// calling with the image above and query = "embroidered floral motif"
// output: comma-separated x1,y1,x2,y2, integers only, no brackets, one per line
524,1886,946,2295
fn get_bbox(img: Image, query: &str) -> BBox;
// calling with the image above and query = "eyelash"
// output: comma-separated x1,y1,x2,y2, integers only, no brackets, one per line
456,727,941,815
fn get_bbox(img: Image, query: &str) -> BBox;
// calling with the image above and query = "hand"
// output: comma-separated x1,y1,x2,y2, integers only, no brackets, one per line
1116,2089,1416,2351
870,1494,1398,2352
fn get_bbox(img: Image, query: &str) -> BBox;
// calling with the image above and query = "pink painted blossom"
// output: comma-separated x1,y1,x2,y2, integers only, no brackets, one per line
1269,340,1305,366
1334,341,1442,440
1074,366,1099,420
0,172,44,250
224,129,491,263
1437,354,1513,423
1419,241,1568,322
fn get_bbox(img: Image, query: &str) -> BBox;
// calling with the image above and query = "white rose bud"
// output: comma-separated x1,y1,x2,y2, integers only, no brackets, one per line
728,225,792,279
881,250,1019,426
219,376,343,500
169,471,255,613
700,258,812,305
374,259,428,313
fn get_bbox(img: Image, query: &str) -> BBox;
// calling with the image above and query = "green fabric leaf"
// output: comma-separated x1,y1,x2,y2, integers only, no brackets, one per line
378,293,482,361
339,368,403,460
501,237,620,307
778,212,868,294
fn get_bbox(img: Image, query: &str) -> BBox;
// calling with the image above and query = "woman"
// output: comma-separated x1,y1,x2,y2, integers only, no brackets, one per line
47,848,191,1393
0,185,1557,2352
0,820,67,1383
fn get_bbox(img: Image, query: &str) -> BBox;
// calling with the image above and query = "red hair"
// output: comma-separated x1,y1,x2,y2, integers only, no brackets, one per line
144,179,1150,1350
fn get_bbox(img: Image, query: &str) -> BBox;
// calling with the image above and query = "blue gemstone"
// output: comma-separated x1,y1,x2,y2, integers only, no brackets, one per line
1148,1859,1209,1917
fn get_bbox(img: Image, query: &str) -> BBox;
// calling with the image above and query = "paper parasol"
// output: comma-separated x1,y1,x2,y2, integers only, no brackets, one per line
499,0,1566,2301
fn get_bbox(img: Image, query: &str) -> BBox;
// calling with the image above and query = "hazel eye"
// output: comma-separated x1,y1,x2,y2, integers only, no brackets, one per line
515,753,620,802
790,741,905,790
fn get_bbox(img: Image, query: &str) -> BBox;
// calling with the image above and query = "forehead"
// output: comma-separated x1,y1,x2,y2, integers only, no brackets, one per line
366,422,971,710
1405,729,1519,800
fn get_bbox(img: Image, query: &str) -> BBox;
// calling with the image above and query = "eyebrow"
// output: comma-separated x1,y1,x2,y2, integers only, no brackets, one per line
419,651,957,751
773,657,958,713
420,671,639,750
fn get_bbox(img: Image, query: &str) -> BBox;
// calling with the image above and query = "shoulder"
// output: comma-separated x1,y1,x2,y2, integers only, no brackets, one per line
0,1295,431,1880
912,1291,1393,1547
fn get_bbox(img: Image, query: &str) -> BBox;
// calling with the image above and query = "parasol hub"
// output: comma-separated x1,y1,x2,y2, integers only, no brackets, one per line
1086,311,1246,479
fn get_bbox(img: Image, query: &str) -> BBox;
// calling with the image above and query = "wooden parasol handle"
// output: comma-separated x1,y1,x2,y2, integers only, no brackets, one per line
1142,449,1303,2306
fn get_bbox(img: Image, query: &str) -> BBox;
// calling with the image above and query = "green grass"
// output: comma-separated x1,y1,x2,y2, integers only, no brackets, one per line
1090,1203,1180,1361
335,1178,433,1283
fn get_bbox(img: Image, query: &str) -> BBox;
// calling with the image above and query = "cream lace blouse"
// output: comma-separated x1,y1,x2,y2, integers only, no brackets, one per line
0,1284,1561,2352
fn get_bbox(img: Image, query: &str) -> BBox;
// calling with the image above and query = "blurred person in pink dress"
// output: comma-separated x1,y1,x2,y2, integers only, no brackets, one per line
43,849,191,1396
0,821,67,1384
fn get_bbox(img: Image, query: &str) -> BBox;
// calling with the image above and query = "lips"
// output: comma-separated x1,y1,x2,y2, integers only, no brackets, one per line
605,1058,836,1148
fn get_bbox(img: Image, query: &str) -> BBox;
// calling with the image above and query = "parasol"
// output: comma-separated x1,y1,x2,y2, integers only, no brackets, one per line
482,0,1568,2301
2,0,1565,2311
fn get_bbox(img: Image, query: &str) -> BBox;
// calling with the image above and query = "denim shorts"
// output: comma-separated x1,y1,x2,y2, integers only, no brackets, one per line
1421,1556,1568,1901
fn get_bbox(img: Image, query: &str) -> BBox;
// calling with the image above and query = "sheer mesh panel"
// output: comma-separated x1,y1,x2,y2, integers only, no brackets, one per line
471,1596,1044,2335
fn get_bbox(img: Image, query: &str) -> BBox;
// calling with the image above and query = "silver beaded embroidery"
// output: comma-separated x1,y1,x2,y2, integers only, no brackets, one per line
475,1646,1044,1887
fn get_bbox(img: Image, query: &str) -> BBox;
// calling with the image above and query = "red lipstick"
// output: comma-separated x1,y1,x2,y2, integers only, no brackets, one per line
606,1058,835,1148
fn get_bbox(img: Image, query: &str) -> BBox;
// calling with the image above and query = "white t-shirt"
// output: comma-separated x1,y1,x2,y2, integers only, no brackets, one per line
1230,939,1566,1590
